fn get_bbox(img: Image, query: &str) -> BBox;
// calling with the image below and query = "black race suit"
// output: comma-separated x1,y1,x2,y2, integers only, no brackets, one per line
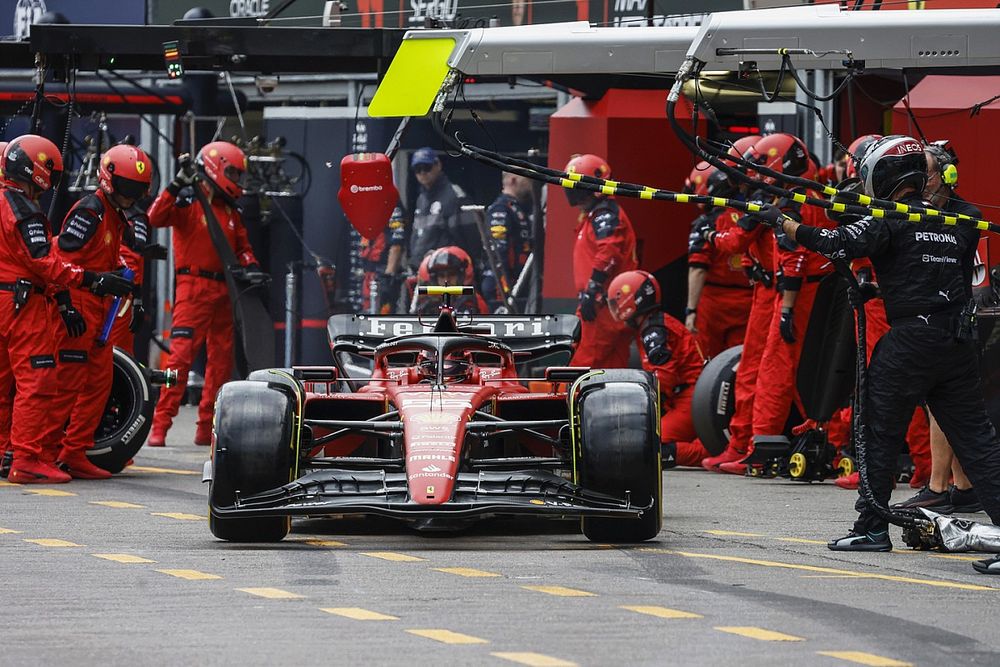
795,194,1000,534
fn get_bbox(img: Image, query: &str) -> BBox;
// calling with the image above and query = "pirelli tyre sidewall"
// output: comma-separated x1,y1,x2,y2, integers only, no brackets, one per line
574,369,662,543
88,348,155,474
691,345,742,457
209,381,296,543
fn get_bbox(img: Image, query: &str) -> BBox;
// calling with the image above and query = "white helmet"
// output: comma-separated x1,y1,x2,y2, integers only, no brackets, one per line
857,135,927,200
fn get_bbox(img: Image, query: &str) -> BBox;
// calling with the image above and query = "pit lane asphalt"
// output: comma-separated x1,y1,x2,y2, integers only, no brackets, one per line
3,406,998,667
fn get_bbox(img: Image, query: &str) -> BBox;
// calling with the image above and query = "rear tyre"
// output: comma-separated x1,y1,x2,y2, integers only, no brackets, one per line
691,345,742,456
88,348,155,474
209,381,296,542
575,369,662,543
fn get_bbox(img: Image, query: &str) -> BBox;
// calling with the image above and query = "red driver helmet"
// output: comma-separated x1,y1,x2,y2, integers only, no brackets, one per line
99,144,153,201
425,246,473,285
196,141,247,199
607,270,661,326
3,134,63,192
844,134,883,179
746,133,816,185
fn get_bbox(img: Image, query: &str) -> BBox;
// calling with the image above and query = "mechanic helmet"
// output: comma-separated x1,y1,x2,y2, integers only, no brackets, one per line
925,139,959,188
2,134,63,193
683,161,715,199
857,135,927,200
607,270,661,327
746,133,816,185
425,246,473,286
844,134,883,180
730,135,763,166
564,153,611,206
196,141,247,199
99,144,153,202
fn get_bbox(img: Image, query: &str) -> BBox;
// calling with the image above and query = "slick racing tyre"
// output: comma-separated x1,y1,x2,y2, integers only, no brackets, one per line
209,381,296,542
88,348,156,474
575,369,662,543
690,345,742,456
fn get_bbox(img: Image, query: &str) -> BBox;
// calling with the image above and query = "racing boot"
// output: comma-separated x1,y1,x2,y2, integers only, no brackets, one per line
57,452,112,480
194,423,212,447
702,446,747,473
8,455,71,484
718,460,755,476
146,429,166,448
835,471,859,490
827,530,892,552
972,554,1000,575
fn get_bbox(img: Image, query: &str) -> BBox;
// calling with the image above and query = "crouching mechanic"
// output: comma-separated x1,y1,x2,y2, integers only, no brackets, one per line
760,134,1000,559
147,142,264,447
0,135,134,483
43,144,151,480
607,270,708,467
564,154,638,368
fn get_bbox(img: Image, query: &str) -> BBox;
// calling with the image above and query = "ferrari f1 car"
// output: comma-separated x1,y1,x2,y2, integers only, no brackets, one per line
206,287,662,544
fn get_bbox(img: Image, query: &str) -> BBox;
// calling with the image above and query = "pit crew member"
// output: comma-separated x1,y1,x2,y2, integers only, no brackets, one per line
413,246,487,315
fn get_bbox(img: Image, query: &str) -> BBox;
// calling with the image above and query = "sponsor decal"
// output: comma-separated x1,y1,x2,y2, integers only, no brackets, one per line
363,316,550,339
421,464,443,473
411,412,458,424
409,441,458,449
349,184,383,194
408,472,454,481
408,454,456,462
121,415,146,445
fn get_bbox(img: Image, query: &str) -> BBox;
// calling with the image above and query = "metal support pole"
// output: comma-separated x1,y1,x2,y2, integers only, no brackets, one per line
284,262,299,367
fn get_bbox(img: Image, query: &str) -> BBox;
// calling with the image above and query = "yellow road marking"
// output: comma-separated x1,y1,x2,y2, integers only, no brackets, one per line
433,567,502,578
156,569,221,580
801,575,867,579
704,530,764,537
24,488,76,497
0,481,15,487
90,501,145,509
716,626,805,642
776,537,828,545
92,553,156,564
930,554,983,562
361,551,426,562
491,652,578,666
521,585,595,597
406,629,488,645
24,538,82,547
304,539,346,548
150,512,206,521
0,527,23,534
237,587,304,600
620,605,702,619
321,607,398,621
817,650,912,666
640,548,997,591
128,466,200,476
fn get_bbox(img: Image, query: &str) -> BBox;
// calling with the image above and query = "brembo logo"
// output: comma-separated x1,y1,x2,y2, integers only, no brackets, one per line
349,184,383,194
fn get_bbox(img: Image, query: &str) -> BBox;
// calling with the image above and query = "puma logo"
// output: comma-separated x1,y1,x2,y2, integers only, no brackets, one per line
939,290,951,301
917,314,930,324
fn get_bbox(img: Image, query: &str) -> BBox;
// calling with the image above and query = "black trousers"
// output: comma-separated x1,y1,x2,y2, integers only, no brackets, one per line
854,324,1000,534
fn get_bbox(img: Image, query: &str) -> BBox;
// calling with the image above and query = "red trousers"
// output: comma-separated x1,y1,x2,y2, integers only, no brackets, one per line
0,293,61,461
727,283,778,455
42,290,116,456
751,281,822,438
695,285,753,359
570,304,633,368
151,275,234,438
661,385,709,466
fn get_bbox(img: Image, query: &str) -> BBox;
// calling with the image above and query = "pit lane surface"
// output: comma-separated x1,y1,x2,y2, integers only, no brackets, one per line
3,407,998,667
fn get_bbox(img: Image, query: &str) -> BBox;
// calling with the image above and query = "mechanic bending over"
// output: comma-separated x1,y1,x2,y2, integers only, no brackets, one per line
41,144,151,481
0,135,134,484
606,270,709,468
147,141,265,448
757,134,1000,553
564,154,638,369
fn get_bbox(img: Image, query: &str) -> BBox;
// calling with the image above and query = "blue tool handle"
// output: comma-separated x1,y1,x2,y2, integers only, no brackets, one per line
97,268,135,346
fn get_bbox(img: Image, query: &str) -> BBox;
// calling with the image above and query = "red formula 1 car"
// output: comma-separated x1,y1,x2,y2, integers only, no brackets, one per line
206,287,662,544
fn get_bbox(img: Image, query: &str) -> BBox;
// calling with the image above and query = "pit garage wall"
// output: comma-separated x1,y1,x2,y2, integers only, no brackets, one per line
545,89,700,316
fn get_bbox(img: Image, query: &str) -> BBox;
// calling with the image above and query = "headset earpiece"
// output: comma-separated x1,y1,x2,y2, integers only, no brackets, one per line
942,162,958,186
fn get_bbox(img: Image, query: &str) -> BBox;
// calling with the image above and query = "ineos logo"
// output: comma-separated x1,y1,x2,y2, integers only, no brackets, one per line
349,184,383,194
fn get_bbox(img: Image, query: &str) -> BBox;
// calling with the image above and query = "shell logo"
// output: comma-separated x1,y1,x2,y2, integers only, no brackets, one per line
209,149,219,157
37,151,47,163
768,147,778,157
693,175,702,184
136,161,146,174
728,254,743,271
103,156,111,166
620,284,632,294
104,231,112,246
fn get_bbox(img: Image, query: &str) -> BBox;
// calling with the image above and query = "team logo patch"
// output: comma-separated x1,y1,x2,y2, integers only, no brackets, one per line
209,149,219,157
136,161,146,174
768,148,778,157
37,151,47,163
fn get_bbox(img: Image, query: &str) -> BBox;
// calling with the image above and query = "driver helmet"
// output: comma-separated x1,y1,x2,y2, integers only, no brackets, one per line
196,141,247,199
99,144,153,201
417,350,473,383
607,270,661,327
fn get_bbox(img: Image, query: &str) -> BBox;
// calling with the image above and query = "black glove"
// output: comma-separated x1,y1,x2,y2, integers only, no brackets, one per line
756,204,785,229
578,271,607,322
171,154,196,190
688,216,716,254
130,297,145,334
55,291,86,338
640,323,672,365
848,281,880,308
231,265,271,287
779,307,796,343
85,270,134,298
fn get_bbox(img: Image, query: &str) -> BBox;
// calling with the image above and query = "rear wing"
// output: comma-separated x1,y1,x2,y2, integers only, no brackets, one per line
328,313,579,356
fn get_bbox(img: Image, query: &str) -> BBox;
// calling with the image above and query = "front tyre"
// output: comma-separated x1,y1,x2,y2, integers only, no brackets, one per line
575,369,662,543
209,381,296,542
